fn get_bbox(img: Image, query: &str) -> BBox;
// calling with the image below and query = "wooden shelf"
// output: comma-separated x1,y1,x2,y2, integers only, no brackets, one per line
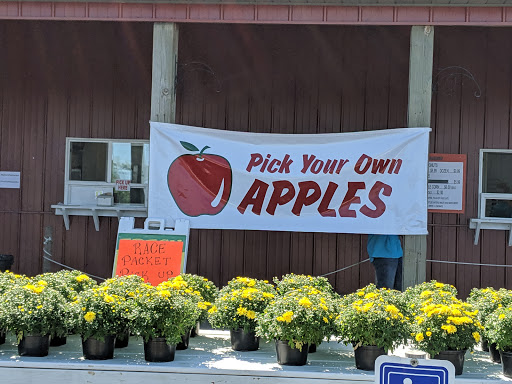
51,203,148,231
469,218,512,246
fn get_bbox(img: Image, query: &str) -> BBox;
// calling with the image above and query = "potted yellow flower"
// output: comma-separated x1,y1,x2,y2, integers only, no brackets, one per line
273,274,340,353
410,291,482,375
99,275,146,348
273,274,335,295
70,286,127,360
402,280,458,318
35,270,97,346
0,271,31,345
130,283,200,362
170,274,218,337
256,286,336,365
485,306,512,378
1,280,67,356
335,286,408,371
208,277,275,351
157,276,204,350
467,287,507,362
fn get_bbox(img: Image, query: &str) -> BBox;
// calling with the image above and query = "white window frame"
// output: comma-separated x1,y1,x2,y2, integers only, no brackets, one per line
52,137,150,231
469,148,512,246
477,148,512,219
64,137,149,207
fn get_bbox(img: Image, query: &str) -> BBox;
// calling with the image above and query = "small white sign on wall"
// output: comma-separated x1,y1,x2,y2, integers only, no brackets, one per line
115,179,131,192
0,171,20,189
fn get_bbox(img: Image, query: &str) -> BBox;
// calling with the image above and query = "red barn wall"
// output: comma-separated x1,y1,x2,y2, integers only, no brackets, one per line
1,20,510,296
176,24,411,293
0,21,153,277
430,27,512,296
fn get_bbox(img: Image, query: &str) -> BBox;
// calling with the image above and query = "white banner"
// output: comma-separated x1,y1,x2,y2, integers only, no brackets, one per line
149,122,430,235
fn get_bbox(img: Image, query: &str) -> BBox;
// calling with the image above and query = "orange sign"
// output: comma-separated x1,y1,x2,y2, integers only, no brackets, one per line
428,153,466,214
114,237,185,286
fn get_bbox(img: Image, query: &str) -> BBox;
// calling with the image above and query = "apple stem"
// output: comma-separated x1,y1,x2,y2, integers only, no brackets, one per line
198,146,211,158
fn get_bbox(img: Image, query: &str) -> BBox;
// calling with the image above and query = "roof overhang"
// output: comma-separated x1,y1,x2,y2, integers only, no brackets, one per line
5,0,512,6
2,0,512,24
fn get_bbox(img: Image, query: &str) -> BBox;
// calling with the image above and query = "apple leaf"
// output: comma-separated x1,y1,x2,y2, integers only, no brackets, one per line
180,141,199,152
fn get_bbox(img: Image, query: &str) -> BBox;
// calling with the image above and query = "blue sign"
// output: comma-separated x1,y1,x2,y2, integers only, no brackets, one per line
375,356,454,384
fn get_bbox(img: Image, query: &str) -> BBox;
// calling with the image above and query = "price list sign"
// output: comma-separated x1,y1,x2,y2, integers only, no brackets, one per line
428,154,466,213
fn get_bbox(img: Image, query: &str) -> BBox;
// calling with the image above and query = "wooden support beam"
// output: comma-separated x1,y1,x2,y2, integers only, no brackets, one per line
404,25,434,289
151,23,179,123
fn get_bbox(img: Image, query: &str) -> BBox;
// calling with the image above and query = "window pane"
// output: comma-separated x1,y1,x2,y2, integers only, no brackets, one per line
114,188,145,205
485,199,512,218
112,143,149,184
483,152,512,193
70,142,107,181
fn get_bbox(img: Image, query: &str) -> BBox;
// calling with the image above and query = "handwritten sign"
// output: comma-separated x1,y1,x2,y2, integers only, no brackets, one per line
428,153,466,213
115,179,131,191
113,233,186,286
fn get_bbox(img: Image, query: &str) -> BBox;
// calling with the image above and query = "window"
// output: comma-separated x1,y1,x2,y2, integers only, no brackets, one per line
64,138,149,206
479,149,512,219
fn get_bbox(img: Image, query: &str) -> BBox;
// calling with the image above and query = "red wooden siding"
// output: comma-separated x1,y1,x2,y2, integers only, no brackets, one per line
2,21,512,296
430,27,512,296
177,24,410,292
0,21,152,275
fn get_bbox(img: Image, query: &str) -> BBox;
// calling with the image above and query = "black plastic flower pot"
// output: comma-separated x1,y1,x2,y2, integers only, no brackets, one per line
308,343,317,353
490,343,501,363
115,329,130,348
501,350,512,378
230,329,260,351
275,339,308,366
0,254,14,272
50,335,67,347
433,349,466,376
82,335,115,360
0,330,6,345
176,329,191,350
353,345,387,371
190,322,200,338
144,337,176,362
482,338,490,352
18,334,50,357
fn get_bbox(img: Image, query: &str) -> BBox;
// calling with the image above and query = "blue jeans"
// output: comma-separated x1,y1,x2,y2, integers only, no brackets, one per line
371,257,403,291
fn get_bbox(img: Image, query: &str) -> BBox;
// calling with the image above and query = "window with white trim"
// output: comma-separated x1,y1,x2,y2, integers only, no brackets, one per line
64,138,149,207
478,149,512,219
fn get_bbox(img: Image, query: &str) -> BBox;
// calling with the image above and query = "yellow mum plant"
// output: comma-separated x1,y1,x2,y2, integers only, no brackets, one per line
410,291,482,356
170,274,218,322
70,286,127,341
256,286,337,351
335,286,408,352
1,280,68,342
208,277,275,332
273,274,335,296
485,306,512,351
129,283,201,344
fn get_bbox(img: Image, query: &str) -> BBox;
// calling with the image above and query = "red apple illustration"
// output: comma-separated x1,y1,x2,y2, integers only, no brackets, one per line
168,141,232,217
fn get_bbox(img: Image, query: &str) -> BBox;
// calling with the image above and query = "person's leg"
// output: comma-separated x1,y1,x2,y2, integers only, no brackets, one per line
372,258,398,289
393,257,403,292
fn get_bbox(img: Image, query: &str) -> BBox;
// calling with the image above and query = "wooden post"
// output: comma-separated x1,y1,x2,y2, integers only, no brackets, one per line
43,226,53,273
404,25,434,288
151,23,179,123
